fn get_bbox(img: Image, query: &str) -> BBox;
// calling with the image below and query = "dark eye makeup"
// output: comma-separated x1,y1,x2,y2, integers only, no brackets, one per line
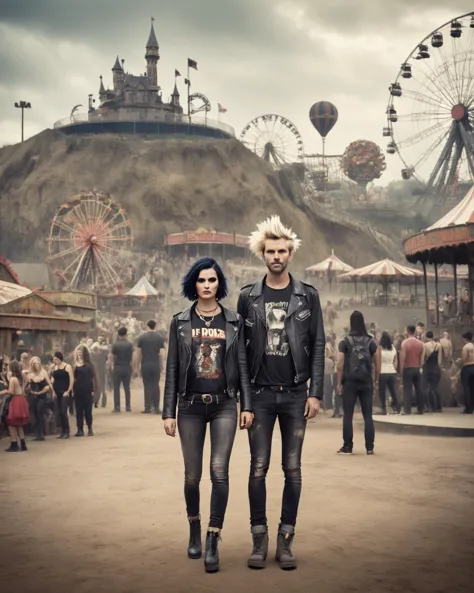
197,277,217,283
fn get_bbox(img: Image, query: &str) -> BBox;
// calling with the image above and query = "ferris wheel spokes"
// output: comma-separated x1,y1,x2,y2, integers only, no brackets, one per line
384,11,474,195
47,192,133,291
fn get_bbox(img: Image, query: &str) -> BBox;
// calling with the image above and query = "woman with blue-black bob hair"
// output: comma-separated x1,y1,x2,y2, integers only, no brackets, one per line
163,257,253,573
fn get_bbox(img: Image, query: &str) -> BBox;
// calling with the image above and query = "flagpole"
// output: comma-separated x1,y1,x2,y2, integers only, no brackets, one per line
187,63,190,120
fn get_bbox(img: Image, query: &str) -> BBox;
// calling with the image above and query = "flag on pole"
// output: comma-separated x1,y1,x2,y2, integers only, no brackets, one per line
175,69,181,77
188,58,198,70
184,78,190,86
151,16,155,22
218,103,228,113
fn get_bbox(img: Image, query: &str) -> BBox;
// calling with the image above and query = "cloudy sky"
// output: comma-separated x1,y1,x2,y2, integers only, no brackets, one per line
0,0,473,182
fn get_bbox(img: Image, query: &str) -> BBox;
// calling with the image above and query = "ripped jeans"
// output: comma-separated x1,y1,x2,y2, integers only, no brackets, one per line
248,386,307,528
177,396,237,529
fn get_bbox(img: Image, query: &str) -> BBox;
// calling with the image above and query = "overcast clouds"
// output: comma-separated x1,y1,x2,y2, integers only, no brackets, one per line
0,0,473,183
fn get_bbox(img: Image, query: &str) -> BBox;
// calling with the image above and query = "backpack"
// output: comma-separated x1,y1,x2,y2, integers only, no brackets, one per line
344,336,373,383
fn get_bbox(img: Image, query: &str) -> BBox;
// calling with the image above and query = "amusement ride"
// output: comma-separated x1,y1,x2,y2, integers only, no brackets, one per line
384,11,474,197
239,114,304,166
47,192,133,292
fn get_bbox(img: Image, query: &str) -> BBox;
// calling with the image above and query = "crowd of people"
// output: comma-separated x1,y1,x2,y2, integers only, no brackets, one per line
0,320,167,449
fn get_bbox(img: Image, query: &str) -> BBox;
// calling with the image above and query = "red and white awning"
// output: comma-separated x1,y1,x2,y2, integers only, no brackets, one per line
306,249,353,273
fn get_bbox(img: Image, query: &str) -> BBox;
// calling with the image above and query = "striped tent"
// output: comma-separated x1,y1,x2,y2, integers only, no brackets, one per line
125,276,158,297
306,250,353,274
338,258,424,284
426,185,474,230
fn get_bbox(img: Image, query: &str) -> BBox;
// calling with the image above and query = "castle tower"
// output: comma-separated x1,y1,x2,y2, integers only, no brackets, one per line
99,76,106,101
112,56,123,90
171,82,180,107
145,21,160,88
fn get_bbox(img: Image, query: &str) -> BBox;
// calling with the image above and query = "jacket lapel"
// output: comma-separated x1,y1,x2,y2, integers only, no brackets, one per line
177,307,192,351
222,306,239,354
286,278,307,320
249,278,266,325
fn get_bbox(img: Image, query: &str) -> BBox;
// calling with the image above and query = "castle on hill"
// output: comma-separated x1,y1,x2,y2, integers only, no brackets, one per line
92,21,183,119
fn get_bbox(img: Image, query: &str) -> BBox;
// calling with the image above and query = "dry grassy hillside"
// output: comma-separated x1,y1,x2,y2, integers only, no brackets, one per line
0,130,395,268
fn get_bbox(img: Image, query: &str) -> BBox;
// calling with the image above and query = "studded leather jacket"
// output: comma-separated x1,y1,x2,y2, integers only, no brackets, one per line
237,276,325,399
162,304,252,419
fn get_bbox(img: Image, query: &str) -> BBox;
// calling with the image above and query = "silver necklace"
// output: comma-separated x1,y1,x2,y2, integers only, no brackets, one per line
196,310,216,328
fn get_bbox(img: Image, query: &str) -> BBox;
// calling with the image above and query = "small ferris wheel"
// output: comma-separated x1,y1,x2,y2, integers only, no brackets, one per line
384,12,474,197
240,114,304,166
47,191,133,292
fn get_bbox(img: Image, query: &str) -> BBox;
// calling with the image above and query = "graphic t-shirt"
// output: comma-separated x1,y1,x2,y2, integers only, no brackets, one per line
255,282,295,386
187,311,227,394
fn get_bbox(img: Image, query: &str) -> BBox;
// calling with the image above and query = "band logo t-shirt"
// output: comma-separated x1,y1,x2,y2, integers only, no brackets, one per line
187,311,227,394
255,282,295,386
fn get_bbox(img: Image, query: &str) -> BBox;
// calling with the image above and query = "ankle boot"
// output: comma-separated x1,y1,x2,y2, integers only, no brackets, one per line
187,518,202,559
5,442,19,452
204,530,220,573
20,439,27,451
247,525,269,569
275,526,297,570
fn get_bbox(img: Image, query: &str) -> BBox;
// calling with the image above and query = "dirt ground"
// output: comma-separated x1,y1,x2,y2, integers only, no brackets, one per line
1,384,473,593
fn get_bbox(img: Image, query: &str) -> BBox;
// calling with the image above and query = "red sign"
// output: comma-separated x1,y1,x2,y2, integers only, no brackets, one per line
404,224,474,256
167,231,248,247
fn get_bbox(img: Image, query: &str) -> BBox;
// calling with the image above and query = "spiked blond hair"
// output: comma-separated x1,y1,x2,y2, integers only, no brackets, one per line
248,215,301,259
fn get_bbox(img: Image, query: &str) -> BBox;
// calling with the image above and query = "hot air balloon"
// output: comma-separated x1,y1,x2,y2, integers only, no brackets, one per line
309,101,338,155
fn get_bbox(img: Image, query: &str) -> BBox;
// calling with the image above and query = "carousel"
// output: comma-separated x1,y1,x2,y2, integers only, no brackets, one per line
404,185,474,333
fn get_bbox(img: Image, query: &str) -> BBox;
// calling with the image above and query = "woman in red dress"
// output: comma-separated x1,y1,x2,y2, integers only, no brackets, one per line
5,360,30,452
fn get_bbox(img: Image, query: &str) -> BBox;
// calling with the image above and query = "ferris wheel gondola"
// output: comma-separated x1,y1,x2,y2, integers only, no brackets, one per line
384,11,474,197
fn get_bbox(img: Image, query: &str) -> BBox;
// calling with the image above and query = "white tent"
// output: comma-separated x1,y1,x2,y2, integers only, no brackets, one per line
125,276,158,297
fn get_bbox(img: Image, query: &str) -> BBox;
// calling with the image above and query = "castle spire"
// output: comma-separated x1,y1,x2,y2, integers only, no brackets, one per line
146,19,159,49
112,55,122,71
99,75,106,96
145,19,159,88
171,82,180,107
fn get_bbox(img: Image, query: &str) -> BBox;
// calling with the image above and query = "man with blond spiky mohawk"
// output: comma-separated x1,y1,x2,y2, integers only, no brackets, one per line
238,215,325,571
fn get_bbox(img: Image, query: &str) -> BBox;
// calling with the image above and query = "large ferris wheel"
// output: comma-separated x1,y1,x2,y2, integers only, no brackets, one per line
47,191,133,292
384,12,474,197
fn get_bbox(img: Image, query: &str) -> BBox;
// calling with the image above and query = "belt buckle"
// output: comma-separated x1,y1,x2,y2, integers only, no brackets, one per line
202,394,213,404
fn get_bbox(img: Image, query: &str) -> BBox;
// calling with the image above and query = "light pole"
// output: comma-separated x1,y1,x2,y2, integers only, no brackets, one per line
14,101,32,142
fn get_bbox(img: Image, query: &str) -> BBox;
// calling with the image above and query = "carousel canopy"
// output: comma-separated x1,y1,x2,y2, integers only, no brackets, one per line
404,185,474,264
125,276,158,297
305,250,353,273
338,258,424,284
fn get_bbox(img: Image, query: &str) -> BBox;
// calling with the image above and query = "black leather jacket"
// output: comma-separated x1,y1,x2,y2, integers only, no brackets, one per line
237,276,325,399
162,304,252,419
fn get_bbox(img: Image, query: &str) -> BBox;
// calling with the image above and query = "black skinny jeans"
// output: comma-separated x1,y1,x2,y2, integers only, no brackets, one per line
33,395,47,439
141,361,160,412
56,392,70,435
248,387,307,529
177,396,237,529
378,374,400,412
402,367,424,414
422,369,442,411
342,382,374,450
113,365,131,410
76,392,93,431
